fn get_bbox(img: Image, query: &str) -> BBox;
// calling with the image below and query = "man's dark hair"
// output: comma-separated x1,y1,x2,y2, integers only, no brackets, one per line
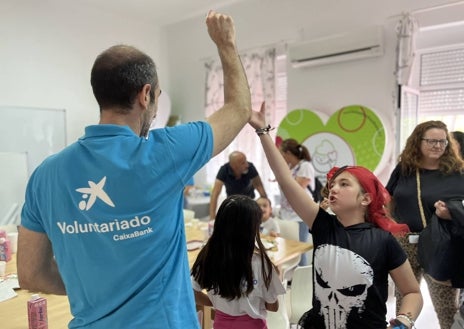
91,45,158,113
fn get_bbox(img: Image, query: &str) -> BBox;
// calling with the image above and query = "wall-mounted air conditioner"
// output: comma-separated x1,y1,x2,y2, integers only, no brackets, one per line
288,26,384,68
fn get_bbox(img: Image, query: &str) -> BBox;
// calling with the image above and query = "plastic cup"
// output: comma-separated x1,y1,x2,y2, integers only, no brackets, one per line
7,232,18,253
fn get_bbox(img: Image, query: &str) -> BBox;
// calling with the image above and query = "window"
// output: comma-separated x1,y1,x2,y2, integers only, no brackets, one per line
400,45,464,151
204,48,287,199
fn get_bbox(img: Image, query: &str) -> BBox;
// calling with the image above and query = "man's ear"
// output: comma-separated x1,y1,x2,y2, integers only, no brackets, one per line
137,84,152,109
361,193,372,206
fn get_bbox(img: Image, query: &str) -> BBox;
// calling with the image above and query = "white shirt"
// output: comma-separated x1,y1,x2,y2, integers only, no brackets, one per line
280,160,315,221
191,253,286,319
260,217,280,236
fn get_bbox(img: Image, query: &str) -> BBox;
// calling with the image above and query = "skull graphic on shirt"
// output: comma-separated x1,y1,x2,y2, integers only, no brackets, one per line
314,244,374,329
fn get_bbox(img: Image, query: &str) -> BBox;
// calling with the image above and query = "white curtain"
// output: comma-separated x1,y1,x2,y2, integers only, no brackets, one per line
204,47,277,196
395,12,418,86
395,12,419,157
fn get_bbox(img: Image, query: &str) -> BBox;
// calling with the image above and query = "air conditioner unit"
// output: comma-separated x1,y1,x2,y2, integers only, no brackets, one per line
288,26,384,68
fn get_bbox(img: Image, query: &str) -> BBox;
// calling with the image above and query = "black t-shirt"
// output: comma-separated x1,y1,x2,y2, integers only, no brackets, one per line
386,164,464,232
216,162,258,198
303,209,406,329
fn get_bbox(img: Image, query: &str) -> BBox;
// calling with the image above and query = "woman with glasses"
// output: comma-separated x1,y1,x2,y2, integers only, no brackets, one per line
386,120,464,329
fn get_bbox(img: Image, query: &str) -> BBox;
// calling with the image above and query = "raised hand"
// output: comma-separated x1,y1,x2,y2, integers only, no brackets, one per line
205,10,236,49
249,101,267,130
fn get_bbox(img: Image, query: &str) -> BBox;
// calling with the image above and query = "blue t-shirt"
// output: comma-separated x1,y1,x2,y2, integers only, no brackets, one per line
21,123,213,329
216,162,258,198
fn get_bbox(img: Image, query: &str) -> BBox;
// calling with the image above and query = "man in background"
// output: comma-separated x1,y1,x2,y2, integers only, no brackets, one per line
209,151,267,219
17,10,251,329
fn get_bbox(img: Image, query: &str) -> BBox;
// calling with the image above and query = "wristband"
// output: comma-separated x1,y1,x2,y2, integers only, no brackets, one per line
389,319,408,329
396,313,415,328
255,125,275,136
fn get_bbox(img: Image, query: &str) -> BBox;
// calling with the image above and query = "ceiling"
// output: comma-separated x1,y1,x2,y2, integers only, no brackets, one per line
73,0,247,27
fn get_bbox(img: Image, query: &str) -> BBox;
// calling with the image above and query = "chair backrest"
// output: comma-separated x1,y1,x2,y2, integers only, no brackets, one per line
289,265,313,324
197,310,203,327
277,219,299,241
266,293,290,329
276,219,302,284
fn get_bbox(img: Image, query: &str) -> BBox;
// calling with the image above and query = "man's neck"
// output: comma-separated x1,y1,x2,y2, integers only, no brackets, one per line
100,108,141,136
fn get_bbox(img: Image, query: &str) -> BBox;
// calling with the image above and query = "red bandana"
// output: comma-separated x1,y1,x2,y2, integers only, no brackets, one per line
327,166,409,235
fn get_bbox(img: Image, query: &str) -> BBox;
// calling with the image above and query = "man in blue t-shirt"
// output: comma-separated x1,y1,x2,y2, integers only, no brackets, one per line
17,11,252,329
209,151,267,219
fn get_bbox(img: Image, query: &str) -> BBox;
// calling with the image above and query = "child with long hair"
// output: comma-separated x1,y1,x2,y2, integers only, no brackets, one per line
191,195,286,329
249,103,423,329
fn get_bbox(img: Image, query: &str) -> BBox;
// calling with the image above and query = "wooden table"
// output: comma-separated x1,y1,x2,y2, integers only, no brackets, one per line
185,222,313,268
0,256,72,329
1,223,312,329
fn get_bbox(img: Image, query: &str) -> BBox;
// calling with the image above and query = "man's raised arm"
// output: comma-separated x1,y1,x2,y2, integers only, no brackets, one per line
205,11,251,156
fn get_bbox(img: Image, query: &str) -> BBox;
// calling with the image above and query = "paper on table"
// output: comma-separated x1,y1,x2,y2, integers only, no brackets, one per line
0,278,18,302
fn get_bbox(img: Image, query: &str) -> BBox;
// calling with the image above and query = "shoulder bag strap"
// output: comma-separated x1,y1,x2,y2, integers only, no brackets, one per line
416,168,428,229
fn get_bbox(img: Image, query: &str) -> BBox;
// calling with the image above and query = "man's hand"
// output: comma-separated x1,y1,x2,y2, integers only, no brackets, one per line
206,10,236,49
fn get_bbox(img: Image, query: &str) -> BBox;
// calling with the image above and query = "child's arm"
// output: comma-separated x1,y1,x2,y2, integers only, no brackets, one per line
265,299,279,312
269,230,279,237
389,260,423,327
249,103,320,230
193,289,213,307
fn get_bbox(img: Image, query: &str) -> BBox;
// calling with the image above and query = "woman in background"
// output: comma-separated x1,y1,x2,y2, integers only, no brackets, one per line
451,131,464,159
278,138,315,266
191,195,285,329
386,120,464,329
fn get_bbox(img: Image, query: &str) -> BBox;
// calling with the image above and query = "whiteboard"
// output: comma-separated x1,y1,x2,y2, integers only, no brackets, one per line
0,106,67,224
0,152,28,225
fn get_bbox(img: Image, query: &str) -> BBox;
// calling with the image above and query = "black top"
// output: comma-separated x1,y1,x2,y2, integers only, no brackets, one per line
386,164,464,232
216,162,259,198
302,209,406,329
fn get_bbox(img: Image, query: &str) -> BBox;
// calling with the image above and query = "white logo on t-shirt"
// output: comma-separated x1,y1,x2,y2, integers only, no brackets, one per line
76,176,115,211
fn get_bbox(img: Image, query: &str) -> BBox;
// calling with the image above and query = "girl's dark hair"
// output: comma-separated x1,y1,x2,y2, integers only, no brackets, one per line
398,120,464,175
280,138,311,161
191,195,275,300
451,131,464,159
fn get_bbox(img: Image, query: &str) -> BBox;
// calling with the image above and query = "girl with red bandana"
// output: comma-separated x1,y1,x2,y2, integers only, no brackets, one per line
249,103,423,329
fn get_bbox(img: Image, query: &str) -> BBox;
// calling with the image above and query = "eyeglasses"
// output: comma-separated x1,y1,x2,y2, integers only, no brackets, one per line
421,138,448,148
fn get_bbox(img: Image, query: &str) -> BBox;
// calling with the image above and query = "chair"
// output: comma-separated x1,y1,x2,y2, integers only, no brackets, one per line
277,220,301,283
197,310,203,328
266,293,290,329
289,265,313,325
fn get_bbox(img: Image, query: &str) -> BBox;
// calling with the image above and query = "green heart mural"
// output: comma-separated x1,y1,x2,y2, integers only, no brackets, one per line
276,105,386,179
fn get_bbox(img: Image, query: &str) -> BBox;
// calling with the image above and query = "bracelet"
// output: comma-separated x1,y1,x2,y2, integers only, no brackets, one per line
255,125,275,136
389,319,408,329
396,313,415,328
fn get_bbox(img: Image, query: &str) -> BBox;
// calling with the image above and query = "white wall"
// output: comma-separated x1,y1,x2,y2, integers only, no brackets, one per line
0,0,164,143
1,0,462,185
163,0,464,184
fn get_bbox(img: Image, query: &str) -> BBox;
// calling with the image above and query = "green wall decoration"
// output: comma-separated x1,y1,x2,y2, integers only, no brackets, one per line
276,105,386,180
